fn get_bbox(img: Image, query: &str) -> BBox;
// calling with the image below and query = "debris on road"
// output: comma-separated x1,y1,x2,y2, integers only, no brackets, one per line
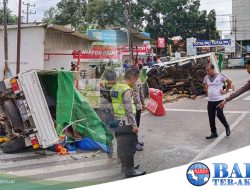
147,53,220,96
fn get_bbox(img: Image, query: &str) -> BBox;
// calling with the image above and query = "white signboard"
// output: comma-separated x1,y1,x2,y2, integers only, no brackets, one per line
224,35,236,53
186,38,197,56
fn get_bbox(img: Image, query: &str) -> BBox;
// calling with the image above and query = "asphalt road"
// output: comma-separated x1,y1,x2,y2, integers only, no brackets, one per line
136,68,250,172
0,69,249,190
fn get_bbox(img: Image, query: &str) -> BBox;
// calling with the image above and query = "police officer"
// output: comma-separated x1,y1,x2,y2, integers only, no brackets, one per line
132,67,145,151
110,68,146,178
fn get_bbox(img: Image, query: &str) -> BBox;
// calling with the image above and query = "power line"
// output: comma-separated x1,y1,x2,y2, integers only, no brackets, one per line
22,2,36,23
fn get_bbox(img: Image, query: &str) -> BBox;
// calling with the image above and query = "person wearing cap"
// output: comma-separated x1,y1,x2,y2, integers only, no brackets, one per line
132,67,145,151
218,59,250,109
110,68,146,178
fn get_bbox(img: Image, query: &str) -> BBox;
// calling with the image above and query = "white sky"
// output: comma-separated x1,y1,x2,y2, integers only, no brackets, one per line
2,0,232,35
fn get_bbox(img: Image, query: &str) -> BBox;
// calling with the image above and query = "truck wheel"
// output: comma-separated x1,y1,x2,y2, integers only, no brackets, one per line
0,137,26,153
4,100,25,133
179,61,192,70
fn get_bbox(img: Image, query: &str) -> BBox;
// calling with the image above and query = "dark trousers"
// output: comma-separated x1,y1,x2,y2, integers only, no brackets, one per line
116,125,136,172
207,100,229,134
136,109,141,127
135,109,142,143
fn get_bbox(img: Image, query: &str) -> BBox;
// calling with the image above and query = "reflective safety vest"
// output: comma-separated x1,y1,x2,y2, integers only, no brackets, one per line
110,83,136,118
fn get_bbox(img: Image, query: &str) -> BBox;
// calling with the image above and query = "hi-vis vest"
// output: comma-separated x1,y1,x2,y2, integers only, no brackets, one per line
110,83,136,118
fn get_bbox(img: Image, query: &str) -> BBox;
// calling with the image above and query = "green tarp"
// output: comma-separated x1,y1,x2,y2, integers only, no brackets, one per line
218,53,224,72
38,70,113,147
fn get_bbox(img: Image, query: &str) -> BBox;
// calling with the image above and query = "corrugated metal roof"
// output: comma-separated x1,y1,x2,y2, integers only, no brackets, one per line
0,23,98,42
47,24,98,42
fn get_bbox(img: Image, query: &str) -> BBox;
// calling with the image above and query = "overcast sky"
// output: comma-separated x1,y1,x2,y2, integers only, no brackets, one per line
2,0,232,35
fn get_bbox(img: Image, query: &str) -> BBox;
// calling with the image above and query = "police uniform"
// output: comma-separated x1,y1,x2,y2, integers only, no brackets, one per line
110,83,138,174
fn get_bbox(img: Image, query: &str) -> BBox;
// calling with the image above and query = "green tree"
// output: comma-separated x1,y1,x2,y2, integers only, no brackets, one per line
43,0,218,41
0,9,18,24
85,0,125,29
144,0,218,40
52,0,87,31
43,7,57,23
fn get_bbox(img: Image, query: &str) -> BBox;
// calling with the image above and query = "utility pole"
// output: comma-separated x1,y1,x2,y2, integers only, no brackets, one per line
16,0,22,74
123,0,134,65
3,0,9,78
232,15,237,58
22,2,36,23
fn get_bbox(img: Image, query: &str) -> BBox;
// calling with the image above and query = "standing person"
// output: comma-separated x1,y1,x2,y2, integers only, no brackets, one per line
138,58,143,70
218,59,250,109
123,60,131,71
110,68,146,178
203,64,232,139
132,68,145,151
142,58,146,66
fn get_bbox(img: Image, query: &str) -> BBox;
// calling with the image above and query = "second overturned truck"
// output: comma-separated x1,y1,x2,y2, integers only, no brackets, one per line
0,69,113,153
147,53,220,96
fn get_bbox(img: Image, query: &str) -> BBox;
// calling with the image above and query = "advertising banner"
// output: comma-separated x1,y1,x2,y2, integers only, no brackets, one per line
193,39,231,47
157,37,166,48
72,46,120,62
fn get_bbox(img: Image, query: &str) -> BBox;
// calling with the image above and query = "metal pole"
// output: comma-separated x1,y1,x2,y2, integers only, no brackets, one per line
155,41,158,58
123,0,134,65
23,2,36,23
26,3,30,23
128,0,134,65
233,15,237,58
16,0,22,74
3,0,9,78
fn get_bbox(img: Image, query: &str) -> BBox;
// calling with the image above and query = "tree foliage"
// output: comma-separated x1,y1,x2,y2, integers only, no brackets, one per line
43,0,218,40
0,9,18,24
143,0,218,40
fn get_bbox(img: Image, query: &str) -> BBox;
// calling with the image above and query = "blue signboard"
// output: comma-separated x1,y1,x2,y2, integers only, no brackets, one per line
87,29,128,46
247,45,250,53
87,29,117,44
193,39,231,47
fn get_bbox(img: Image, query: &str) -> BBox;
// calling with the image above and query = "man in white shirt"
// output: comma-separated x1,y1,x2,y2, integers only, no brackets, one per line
203,64,232,139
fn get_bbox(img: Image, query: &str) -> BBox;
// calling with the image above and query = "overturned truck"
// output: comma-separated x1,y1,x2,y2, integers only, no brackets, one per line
0,70,113,153
147,53,220,96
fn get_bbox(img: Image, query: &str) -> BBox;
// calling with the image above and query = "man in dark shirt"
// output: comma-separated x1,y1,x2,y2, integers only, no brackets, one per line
218,59,250,108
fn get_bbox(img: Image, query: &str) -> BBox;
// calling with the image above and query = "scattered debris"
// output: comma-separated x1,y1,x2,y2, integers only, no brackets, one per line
147,54,215,96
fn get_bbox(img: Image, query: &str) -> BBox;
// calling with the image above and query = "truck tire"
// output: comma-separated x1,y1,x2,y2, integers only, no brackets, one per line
179,61,192,70
4,100,25,133
0,137,26,153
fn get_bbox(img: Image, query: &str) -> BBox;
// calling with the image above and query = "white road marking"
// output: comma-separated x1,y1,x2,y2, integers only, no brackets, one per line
165,108,250,114
46,167,120,182
7,158,115,177
0,154,76,169
0,151,55,159
190,113,247,162
235,92,249,100
244,95,250,100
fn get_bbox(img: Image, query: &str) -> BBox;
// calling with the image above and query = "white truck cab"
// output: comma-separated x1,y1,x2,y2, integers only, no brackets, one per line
0,70,59,153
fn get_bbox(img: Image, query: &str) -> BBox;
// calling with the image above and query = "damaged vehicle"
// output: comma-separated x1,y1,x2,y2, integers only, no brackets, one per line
0,69,113,153
146,53,220,96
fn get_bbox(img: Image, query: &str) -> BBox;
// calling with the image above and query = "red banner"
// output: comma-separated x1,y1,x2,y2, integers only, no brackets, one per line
72,46,119,60
72,44,152,61
157,37,165,48
120,45,151,55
